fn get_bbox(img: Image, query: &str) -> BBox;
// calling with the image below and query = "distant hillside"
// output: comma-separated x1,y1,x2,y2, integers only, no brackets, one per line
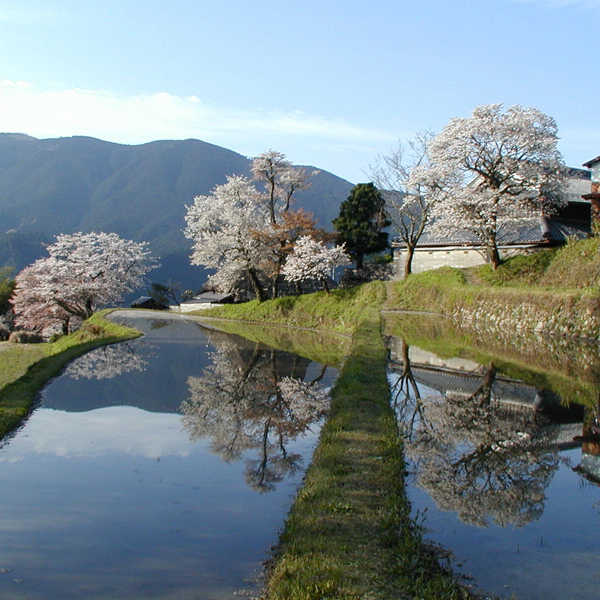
0,134,354,289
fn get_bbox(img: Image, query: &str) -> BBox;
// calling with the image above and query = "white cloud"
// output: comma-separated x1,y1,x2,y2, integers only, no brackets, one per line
0,80,395,156
0,406,197,461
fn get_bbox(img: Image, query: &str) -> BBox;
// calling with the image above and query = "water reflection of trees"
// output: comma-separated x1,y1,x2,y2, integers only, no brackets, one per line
181,339,330,492
64,342,150,380
393,340,562,528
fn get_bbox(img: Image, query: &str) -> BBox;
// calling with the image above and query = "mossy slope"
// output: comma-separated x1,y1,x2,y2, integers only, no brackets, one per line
199,281,386,335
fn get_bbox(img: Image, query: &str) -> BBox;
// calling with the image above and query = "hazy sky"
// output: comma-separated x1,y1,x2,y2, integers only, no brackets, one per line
0,0,598,182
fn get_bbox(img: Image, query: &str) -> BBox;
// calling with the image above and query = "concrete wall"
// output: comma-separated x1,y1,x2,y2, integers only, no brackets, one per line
393,246,541,278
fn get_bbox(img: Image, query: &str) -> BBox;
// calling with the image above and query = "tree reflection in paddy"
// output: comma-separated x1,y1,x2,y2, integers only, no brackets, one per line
392,339,564,528
64,341,152,380
181,338,330,492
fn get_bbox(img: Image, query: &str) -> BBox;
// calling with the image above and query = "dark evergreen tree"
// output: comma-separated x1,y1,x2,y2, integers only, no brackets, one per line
332,183,390,269
0,267,15,316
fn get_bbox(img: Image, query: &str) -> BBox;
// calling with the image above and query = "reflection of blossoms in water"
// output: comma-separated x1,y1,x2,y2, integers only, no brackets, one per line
278,376,330,424
181,341,330,492
65,342,150,380
392,352,562,528
405,370,561,528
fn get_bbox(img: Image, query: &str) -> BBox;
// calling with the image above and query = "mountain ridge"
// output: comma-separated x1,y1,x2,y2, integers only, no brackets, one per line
0,134,354,289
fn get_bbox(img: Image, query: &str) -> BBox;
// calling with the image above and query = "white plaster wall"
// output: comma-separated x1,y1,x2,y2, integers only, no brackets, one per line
393,246,541,278
394,248,485,277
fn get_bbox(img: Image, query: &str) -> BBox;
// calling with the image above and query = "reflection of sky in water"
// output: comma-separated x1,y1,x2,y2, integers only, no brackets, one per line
388,340,600,600
408,448,600,600
0,313,336,599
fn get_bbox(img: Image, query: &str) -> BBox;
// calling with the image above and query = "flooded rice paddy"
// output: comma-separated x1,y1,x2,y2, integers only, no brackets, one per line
0,312,339,599
386,314,600,600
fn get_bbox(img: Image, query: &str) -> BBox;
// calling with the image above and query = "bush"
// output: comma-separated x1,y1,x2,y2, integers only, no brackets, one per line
9,331,43,344
368,253,393,264
78,322,105,338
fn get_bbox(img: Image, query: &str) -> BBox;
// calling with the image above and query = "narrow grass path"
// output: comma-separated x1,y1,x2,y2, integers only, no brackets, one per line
264,306,470,600
0,311,141,440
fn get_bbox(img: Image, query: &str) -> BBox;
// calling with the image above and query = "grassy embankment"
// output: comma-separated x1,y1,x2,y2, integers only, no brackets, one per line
385,238,600,340
201,280,387,335
201,282,469,599
0,310,141,438
385,312,600,411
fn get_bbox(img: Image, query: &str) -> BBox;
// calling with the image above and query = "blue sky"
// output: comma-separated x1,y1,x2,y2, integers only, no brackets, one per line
0,0,598,182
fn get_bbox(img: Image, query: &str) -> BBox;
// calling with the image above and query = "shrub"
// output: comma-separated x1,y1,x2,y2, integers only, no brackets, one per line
8,331,43,344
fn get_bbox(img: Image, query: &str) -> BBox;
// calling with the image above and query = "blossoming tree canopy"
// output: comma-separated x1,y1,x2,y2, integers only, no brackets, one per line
415,103,566,269
184,175,272,301
282,236,350,293
251,149,312,224
13,232,156,331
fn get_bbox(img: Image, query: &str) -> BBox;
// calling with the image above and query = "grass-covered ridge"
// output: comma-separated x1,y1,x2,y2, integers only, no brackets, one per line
472,237,600,289
265,309,469,599
0,311,141,439
199,281,386,335
386,239,600,340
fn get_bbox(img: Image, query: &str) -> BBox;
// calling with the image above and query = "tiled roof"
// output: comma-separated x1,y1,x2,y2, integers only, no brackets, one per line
565,168,592,203
392,215,589,248
410,367,540,408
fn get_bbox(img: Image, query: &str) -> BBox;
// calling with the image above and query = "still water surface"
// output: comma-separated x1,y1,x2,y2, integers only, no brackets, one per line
0,313,338,599
387,327,600,600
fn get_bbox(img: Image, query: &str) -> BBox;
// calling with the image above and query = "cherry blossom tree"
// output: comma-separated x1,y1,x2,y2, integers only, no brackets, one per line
13,232,155,333
64,341,149,380
251,151,318,297
184,175,273,301
282,236,350,293
368,133,434,278
12,261,73,334
414,104,566,269
251,150,312,225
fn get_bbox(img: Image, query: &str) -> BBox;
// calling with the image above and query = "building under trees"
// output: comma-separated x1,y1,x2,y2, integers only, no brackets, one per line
404,104,566,271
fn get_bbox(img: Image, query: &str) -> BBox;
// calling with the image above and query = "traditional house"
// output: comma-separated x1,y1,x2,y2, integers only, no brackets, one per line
582,155,600,228
176,291,234,313
392,168,593,276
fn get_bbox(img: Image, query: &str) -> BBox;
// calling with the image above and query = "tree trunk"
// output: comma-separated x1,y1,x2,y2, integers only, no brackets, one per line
322,278,330,294
403,244,415,279
488,245,502,270
247,267,266,302
356,253,364,270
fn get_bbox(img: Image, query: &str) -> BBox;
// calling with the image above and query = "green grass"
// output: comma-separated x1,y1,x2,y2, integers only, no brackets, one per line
0,311,141,439
198,281,386,335
201,320,350,367
474,248,557,287
265,309,469,599
541,236,600,288
470,238,600,290
386,258,600,340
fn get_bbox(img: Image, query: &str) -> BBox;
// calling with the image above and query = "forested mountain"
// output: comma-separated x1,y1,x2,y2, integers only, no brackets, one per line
0,134,353,288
